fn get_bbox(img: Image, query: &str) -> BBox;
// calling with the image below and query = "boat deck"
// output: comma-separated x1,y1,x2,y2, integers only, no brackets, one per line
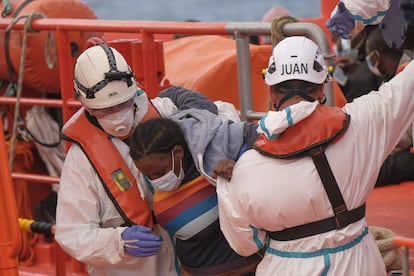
366,181,414,270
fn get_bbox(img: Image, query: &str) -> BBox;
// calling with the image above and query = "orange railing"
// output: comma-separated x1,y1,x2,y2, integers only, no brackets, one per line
0,1,338,275
0,119,20,276
393,237,414,276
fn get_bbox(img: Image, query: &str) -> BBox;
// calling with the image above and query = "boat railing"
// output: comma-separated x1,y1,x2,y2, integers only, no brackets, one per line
0,1,338,274
393,236,414,276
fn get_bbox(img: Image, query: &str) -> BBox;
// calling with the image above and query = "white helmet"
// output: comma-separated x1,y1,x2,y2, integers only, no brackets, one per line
264,36,328,86
74,44,138,109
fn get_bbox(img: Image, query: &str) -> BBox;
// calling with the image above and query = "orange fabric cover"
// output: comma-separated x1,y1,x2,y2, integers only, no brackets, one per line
0,0,100,93
164,35,347,112
163,35,272,112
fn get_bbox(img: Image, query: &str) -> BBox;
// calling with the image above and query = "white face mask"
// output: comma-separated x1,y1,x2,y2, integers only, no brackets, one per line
97,105,135,138
150,150,185,192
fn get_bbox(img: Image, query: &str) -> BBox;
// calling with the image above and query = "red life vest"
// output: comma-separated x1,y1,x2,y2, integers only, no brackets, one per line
62,107,157,227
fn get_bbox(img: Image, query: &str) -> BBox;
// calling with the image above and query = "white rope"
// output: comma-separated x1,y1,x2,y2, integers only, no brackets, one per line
25,106,65,192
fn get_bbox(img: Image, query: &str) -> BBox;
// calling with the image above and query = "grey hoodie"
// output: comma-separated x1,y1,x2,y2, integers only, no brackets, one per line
169,108,258,177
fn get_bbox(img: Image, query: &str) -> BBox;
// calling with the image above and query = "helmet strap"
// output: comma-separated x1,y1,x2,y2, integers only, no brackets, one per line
274,89,316,111
75,43,135,99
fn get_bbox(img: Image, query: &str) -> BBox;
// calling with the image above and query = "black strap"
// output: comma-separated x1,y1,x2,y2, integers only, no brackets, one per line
310,147,350,228
268,146,365,241
268,204,365,241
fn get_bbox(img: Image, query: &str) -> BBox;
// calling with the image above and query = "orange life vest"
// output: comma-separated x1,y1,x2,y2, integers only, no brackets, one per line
62,108,154,227
254,105,366,240
254,105,350,158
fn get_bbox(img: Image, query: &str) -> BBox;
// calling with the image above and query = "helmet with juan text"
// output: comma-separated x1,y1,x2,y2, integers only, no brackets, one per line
264,36,329,86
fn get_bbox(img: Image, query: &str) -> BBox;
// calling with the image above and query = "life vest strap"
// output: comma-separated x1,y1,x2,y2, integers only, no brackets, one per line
267,204,365,241
268,146,366,241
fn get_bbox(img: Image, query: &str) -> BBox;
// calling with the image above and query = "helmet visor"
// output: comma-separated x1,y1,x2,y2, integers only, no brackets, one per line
86,96,135,118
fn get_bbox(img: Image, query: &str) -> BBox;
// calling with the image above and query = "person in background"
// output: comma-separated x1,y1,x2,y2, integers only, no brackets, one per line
128,113,261,276
326,0,414,50
326,0,389,39
55,43,218,275
216,36,414,275
331,25,382,102
364,27,414,186
331,25,413,187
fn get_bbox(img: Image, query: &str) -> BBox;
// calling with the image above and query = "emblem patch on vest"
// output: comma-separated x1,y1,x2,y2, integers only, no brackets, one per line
111,169,132,191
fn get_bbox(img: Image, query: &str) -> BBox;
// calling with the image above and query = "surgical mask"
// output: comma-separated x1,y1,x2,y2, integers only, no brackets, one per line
150,150,185,192
97,105,135,138
366,50,383,77
334,38,358,59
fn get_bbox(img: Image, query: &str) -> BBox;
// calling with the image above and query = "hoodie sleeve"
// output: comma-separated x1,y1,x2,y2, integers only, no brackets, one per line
170,109,246,175
158,86,218,115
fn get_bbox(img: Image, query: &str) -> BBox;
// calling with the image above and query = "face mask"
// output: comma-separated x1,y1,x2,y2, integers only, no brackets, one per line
334,38,358,59
366,51,383,77
97,105,135,138
366,59,383,77
150,150,185,192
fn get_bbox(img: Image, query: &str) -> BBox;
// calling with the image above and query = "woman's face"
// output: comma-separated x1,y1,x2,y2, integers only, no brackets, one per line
133,146,184,180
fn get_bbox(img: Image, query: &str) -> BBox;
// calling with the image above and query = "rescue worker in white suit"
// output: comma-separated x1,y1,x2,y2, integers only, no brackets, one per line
326,0,414,50
326,0,389,39
55,43,218,276
216,36,414,275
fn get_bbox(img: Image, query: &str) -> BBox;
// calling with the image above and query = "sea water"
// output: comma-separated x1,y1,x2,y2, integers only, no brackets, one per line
81,0,320,22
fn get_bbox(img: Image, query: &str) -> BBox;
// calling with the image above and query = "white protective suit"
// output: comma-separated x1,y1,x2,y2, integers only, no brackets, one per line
56,139,177,276
55,85,222,275
330,0,390,35
217,59,414,275
55,97,179,276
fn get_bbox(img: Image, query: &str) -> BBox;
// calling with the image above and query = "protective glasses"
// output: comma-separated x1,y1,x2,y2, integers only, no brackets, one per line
86,97,135,118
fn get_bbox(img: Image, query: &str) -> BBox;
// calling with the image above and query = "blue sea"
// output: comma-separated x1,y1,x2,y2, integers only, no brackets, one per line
81,0,320,22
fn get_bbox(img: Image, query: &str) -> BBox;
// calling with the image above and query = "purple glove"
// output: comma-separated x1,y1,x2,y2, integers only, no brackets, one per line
326,1,355,39
121,225,162,257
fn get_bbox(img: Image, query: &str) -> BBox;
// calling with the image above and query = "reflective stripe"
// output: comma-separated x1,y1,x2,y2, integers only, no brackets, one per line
266,226,369,258
259,114,276,140
353,10,387,25
285,106,293,126
322,254,330,276
250,225,264,251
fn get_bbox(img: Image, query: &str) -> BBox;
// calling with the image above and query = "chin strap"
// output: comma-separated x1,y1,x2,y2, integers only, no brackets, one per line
274,89,316,111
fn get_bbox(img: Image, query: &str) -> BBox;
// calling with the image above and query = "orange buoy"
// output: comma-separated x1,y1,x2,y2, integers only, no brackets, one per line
0,0,101,93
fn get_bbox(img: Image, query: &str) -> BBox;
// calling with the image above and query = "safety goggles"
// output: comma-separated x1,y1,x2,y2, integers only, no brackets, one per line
86,97,135,118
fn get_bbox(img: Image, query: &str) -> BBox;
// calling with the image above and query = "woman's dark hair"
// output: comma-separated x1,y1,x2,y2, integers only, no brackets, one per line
128,118,189,160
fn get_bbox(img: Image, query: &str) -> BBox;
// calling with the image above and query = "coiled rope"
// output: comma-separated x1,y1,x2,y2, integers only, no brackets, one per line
270,15,299,48
7,11,46,169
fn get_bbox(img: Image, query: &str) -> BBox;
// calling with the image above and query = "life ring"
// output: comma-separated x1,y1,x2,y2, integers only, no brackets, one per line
0,0,101,94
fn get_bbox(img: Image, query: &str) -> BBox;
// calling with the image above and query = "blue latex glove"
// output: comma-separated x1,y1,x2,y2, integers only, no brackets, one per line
121,225,162,257
326,1,355,39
